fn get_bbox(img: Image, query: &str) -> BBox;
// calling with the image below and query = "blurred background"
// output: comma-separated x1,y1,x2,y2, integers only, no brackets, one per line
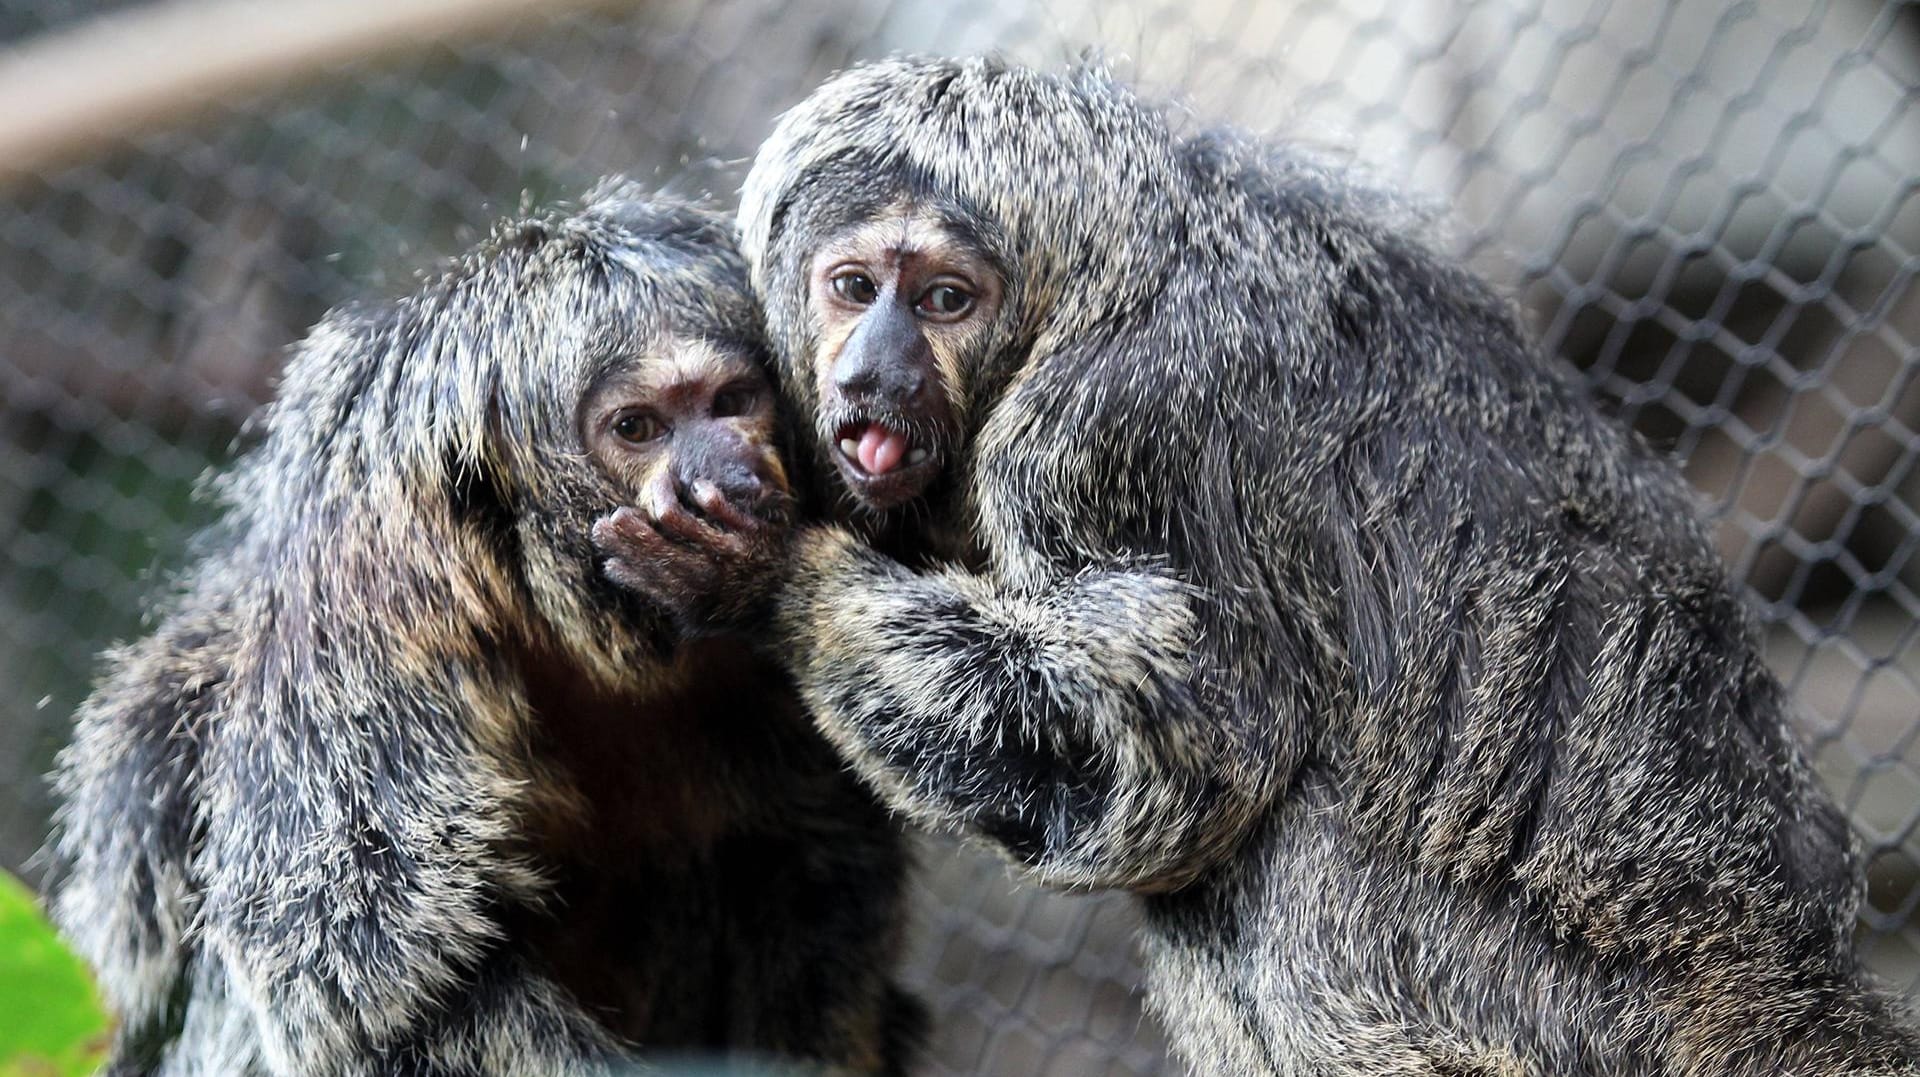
0,0,1916,1073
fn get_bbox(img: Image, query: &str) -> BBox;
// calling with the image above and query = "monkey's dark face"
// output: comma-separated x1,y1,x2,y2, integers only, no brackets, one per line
805,209,1003,511
581,337,791,526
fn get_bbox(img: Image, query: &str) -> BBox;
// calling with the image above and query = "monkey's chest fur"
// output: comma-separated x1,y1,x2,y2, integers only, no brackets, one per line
509,639,897,1050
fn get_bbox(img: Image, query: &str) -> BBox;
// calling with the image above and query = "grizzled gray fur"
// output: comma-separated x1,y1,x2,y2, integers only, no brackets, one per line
707,57,1920,1075
47,183,918,1077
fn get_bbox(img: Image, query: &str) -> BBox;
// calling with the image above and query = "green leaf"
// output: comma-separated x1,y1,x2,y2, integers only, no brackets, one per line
0,871,109,1077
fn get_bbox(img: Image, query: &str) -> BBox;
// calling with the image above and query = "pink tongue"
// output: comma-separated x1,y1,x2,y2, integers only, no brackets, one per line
857,425,911,475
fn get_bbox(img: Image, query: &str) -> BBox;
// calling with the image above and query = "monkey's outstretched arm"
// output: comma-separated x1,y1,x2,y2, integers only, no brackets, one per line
775,527,1262,893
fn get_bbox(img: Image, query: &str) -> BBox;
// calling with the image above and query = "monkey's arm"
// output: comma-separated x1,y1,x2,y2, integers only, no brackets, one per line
194,664,630,1075
47,622,213,1068
774,527,1263,893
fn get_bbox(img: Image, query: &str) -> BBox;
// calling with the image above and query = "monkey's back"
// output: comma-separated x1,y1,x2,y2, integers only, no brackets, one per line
1123,138,1919,1073
946,126,1910,1070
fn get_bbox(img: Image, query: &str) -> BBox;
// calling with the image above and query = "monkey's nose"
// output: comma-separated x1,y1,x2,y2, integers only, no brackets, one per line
705,463,775,512
835,364,928,408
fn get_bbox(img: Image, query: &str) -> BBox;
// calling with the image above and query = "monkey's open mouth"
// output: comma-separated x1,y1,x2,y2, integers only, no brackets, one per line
833,420,939,507
837,423,930,475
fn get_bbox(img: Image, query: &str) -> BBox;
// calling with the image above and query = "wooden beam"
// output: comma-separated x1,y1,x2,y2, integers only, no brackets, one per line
0,0,630,182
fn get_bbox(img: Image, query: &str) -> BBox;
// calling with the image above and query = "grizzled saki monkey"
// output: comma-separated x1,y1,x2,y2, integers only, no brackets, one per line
608,58,1920,1074
48,184,919,1077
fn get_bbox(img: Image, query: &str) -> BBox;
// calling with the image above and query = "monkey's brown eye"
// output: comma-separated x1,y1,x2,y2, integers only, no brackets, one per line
711,387,758,419
832,272,878,305
612,413,666,444
916,284,973,318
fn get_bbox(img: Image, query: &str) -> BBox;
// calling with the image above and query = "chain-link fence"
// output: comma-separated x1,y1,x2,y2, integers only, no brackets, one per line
3,1,1917,1073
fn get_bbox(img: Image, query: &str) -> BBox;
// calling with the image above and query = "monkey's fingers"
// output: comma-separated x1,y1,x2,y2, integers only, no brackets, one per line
592,506,657,560
594,510,699,583
652,497,733,549
598,533,713,604
690,480,771,535
642,469,680,522
601,552,671,597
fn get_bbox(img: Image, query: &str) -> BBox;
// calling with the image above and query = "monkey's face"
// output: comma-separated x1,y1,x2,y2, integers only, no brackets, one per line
804,209,1003,511
580,337,791,526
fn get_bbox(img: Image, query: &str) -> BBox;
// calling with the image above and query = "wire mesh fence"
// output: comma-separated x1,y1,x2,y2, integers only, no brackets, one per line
1,0,1916,1073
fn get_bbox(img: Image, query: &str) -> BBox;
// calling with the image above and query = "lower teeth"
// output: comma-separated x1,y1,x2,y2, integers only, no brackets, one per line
839,437,859,459
908,448,929,465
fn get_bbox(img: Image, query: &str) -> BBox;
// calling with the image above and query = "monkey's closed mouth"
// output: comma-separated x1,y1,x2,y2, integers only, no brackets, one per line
834,420,938,505
720,490,796,529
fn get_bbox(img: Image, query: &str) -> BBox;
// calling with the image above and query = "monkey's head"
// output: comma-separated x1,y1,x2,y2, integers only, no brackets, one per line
474,185,789,544
740,57,1183,514
575,317,788,530
500,187,791,644
248,181,786,673
788,209,999,511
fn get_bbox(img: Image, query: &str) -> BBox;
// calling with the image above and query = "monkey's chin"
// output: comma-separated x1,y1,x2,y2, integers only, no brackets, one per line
833,451,940,511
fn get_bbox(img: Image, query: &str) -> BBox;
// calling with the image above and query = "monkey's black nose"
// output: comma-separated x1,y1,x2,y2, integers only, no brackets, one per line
835,363,928,409
670,431,782,517
711,466,766,505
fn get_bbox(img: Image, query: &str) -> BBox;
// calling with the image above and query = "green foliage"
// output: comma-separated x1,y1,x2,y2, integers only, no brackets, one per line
0,871,108,1077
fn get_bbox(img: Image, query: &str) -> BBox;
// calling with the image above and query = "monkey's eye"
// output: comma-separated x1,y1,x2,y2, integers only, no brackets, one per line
711,386,759,419
612,413,666,444
916,284,974,318
831,271,879,305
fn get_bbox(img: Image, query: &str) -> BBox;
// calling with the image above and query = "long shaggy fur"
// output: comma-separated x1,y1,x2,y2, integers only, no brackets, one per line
739,57,1920,1075
47,183,917,1077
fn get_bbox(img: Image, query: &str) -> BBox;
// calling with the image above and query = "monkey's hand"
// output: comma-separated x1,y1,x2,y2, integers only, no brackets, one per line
593,480,788,635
